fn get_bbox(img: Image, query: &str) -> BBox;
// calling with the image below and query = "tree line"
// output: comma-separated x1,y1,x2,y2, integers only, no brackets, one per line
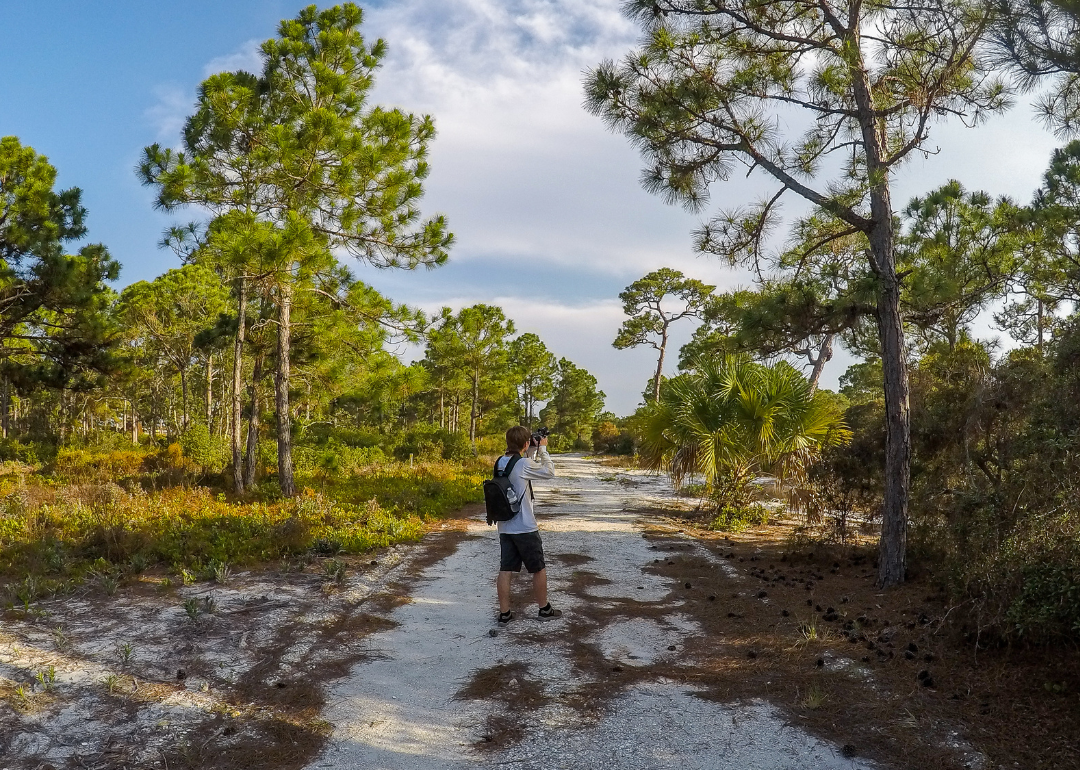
0,5,606,494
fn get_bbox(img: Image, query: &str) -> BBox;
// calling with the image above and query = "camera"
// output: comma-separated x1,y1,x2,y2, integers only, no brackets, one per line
531,426,550,445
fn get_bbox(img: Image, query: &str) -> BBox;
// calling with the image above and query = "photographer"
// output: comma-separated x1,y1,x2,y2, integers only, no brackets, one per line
495,425,560,624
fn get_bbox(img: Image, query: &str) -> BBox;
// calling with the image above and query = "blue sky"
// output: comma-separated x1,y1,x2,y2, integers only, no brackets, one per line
0,1,1065,415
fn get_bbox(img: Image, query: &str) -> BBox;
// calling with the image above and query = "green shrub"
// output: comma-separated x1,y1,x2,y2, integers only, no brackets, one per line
825,334,1080,644
0,438,51,465
302,425,383,448
291,442,387,476
680,482,708,498
955,510,1080,643
389,426,472,461
0,460,485,582
593,421,634,455
180,425,228,471
53,447,149,481
709,503,771,533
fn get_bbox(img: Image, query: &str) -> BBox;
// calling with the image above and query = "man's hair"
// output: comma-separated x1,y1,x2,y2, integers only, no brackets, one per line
505,426,531,453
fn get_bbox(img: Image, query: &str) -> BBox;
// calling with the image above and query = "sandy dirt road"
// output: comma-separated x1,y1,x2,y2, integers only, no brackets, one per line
309,455,874,770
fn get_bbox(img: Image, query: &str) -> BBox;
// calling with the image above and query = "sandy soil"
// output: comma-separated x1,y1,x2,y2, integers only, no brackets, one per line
308,455,877,770
0,535,427,768
2,455,1004,769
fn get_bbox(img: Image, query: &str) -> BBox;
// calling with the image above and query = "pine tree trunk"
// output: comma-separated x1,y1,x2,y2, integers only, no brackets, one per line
869,213,910,589
469,369,479,443
1,378,10,439
275,282,296,496
220,359,228,440
1037,298,1045,350
244,352,263,490
205,355,213,431
179,368,189,432
807,334,835,392
232,279,247,492
652,328,668,402
58,391,66,444
850,36,910,588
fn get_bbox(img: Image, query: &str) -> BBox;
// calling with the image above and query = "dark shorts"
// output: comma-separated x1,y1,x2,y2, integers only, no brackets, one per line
499,531,546,574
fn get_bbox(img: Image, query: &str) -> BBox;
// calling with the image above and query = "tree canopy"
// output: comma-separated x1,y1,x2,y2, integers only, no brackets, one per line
0,137,120,393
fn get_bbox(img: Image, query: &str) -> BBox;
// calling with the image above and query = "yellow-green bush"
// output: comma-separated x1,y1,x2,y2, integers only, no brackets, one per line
291,442,388,476
53,448,150,481
0,460,484,590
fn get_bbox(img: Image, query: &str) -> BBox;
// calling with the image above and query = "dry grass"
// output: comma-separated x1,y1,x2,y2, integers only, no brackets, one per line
0,459,485,598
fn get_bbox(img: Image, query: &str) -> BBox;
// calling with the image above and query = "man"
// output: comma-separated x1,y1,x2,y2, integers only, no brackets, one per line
495,425,560,624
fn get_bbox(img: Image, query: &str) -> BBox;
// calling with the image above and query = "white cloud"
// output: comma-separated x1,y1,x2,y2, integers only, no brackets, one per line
347,0,832,412
144,83,193,143
203,39,263,77
358,0,736,279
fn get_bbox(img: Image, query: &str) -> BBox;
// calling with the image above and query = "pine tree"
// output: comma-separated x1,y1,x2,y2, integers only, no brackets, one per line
140,4,452,495
426,305,515,444
0,137,120,401
508,333,556,428
587,0,1010,586
540,359,605,450
614,268,713,402
118,265,229,433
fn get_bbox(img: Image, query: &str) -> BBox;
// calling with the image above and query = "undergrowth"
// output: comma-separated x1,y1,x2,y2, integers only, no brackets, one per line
708,503,772,533
0,453,485,603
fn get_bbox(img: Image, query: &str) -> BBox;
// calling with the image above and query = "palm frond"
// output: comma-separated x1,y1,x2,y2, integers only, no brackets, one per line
647,355,850,507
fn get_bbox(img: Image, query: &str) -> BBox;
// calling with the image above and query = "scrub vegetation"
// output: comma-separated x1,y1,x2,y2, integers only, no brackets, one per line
0,5,607,604
5,0,1080,766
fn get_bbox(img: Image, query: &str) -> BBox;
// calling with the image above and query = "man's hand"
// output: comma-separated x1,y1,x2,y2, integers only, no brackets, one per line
539,436,548,448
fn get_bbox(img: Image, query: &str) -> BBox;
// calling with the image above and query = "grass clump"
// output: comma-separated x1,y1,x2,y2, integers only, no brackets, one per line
709,503,771,533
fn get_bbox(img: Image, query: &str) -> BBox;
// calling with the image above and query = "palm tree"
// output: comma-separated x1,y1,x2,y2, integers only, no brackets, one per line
639,356,850,508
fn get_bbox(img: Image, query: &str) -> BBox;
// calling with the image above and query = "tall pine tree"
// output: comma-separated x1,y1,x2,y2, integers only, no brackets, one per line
140,4,452,494
587,0,1009,586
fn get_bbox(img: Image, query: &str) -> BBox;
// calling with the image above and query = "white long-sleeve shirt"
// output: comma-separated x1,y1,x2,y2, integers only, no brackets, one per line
495,448,555,535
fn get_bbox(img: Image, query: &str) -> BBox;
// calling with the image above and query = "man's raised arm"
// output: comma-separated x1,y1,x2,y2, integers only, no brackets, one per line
523,445,555,480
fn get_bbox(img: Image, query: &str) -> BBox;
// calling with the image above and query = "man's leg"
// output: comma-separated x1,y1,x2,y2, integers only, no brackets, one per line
531,568,548,609
497,570,514,613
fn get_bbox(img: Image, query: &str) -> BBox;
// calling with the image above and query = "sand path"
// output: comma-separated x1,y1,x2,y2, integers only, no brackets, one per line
308,455,874,770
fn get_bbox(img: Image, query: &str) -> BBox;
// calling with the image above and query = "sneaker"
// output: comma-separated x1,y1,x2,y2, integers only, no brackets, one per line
498,610,514,625
538,604,562,620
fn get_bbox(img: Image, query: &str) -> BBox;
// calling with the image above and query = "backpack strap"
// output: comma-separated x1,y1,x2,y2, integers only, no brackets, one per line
496,453,522,478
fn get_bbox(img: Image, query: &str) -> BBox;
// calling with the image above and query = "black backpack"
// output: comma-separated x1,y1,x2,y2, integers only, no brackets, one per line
484,454,523,525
